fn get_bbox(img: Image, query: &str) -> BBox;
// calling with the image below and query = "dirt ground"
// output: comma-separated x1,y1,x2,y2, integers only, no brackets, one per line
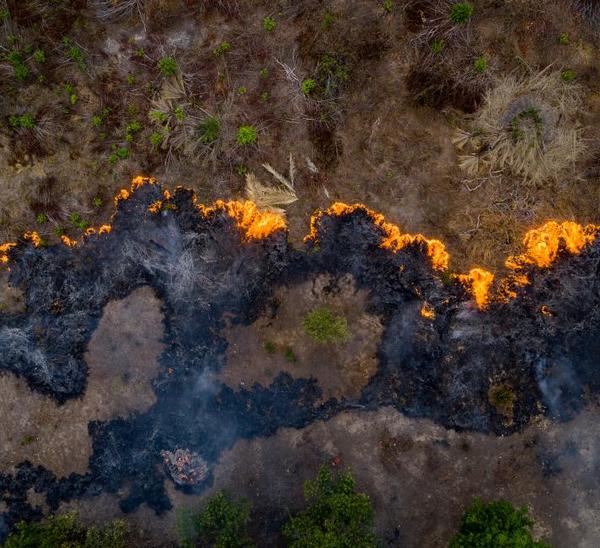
220,274,383,402
0,286,164,477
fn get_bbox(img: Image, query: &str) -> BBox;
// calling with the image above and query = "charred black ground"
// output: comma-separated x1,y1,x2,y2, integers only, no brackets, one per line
1,182,600,537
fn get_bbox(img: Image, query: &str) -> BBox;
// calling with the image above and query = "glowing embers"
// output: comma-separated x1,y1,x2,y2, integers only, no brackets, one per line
420,303,436,319
306,202,450,271
23,231,43,247
115,175,157,205
458,268,495,309
200,200,287,240
506,221,599,269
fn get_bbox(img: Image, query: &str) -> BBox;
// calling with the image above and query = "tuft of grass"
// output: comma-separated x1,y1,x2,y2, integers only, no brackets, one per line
236,125,258,146
474,55,487,73
450,2,474,24
558,32,570,45
263,340,276,354
561,69,576,82
213,41,232,56
303,308,349,344
158,57,178,76
33,49,46,63
150,131,163,146
383,0,393,13
9,114,36,129
283,347,297,363
198,117,220,144
301,78,317,95
263,16,276,31
430,38,445,54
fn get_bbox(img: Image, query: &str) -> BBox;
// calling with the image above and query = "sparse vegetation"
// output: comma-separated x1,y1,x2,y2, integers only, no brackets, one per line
303,308,349,344
558,32,570,45
236,125,258,146
213,41,232,56
158,56,178,76
430,38,445,54
474,55,487,73
561,69,576,81
301,78,317,95
450,2,474,24
263,16,276,32
3,513,128,547
449,499,549,547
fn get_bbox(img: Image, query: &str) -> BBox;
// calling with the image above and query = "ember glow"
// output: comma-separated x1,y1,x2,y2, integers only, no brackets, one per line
420,303,436,319
306,203,450,270
0,242,16,264
23,231,42,248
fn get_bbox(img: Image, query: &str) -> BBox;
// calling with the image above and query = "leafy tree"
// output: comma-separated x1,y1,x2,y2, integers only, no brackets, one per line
283,467,377,548
177,491,254,548
3,513,127,547
449,498,549,548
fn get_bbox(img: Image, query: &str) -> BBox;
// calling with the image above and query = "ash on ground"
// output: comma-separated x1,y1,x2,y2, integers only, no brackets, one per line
161,449,208,486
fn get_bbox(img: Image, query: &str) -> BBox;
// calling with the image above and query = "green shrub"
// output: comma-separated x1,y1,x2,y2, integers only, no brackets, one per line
383,0,393,13
561,69,576,82
199,117,220,144
263,16,276,31
183,491,254,548
283,467,377,548
213,41,232,56
0,8,9,20
510,107,542,142
263,340,276,353
3,513,127,548
430,38,445,54
473,55,487,73
236,125,258,146
558,32,570,45
449,498,549,547
303,308,349,344
150,132,164,146
283,347,297,363
322,10,335,28
9,114,36,129
33,49,46,63
35,213,47,225
237,86,247,95
158,56,178,76
67,45,86,70
301,78,317,95
450,2,474,24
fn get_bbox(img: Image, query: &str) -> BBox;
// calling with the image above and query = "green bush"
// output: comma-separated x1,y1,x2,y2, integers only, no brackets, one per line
263,16,276,31
283,467,377,548
558,32,570,45
213,42,232,56
3,513,127,548
301,78,317,95
158,56,178,76
561,69,576,82
33,49,46,63
449,498,549,547
177,491,254,548
430,38,445,54
473,55,487,73
450,2,474,24
150,132,164,146
383,0,393,13
236,125,258,146
9,114,36,129
303,308,349,343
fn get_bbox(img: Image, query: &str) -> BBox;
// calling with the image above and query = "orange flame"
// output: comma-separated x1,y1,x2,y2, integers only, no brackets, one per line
506,221,599,269
60,235,78,247
305,203,449,270
0,242,16,264
199,200,287,240
420,303,436,319
458,268,495,309
23,231,43,248
541,305,554,317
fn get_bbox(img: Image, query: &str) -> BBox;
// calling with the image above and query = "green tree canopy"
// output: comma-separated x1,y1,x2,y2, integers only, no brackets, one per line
283,467,377,548
449,498,549,548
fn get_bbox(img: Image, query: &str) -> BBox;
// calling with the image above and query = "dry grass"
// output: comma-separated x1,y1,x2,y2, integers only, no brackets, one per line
245,155,298,214
454,68,586,182
91,0,146,22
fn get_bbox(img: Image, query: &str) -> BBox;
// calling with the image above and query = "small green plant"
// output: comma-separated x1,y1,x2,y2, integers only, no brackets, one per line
92,197,103,208
430,38,445,54
198,117,220,144
236,164,248,177
63,83,78,106
237,86,247,95
127,74,136,85
92,115,103,127
150,109,168,124
473,55,487,73
260,91,269,102
54,226,65,237
66,44,86,70
283,467,377,547
561,69,576,81
20,434,35,446
9,114,36,129
259,67,269,78
322,11,335,28
558,32,570,45
303,308,349,344
174,105,185,121
450,2,474,24
68,213,88,230
383,0,393,13
6,51,29,81
263,340,276,354
125,120,142,141
33,49,46,63
36,213,47,225
213,41,232,56
150,131,164,146
301,78,317,95
449,498,549,547
283,347,297,363
236,125,258,146
263,16,276,31
158,56,178,76
0,8,9,20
